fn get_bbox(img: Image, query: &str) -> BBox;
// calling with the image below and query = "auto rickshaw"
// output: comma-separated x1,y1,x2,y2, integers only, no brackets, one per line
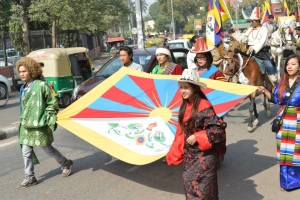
106,37,125,51
26,47,93,108
145,38,164,48
181,34,194,40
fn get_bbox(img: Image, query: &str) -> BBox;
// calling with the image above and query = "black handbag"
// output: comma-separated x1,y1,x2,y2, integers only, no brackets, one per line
271,82,300,133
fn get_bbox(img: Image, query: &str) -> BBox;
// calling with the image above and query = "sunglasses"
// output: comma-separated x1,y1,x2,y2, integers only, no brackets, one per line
250,20,257,23
196,56,206,61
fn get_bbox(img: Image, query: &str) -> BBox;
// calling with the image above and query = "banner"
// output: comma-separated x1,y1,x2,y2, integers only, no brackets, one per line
194,19,202,30
57,68,257,165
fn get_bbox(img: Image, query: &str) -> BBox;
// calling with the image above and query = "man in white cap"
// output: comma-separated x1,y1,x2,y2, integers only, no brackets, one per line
232,7,277,82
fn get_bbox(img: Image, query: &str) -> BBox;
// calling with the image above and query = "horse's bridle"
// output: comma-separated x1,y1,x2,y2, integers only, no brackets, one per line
233,51,253,77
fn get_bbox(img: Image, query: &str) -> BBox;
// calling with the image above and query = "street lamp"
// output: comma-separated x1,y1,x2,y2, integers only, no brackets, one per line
171,0,175,39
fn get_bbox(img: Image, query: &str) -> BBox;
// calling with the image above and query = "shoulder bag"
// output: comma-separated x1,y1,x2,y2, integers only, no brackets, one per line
271,82,300,133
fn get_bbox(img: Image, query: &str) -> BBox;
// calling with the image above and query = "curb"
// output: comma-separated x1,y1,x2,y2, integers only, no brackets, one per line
0,125,19,140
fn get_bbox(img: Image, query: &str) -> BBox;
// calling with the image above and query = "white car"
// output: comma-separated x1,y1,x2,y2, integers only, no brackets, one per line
168,39,192,50
0,61,13,67
0,48,21,65
0,74,11,100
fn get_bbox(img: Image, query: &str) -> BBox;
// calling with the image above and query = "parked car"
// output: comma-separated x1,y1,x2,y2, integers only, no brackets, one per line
71,47,189,102
0,61,13,67
168,39,192,49
0,74,11,102
11,67,24,91
0,48,22,64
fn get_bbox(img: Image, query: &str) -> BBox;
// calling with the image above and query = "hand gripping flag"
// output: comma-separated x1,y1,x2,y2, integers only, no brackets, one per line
57,68,257,165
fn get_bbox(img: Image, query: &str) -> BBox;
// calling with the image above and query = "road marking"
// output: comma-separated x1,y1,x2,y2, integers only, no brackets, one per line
11,122,20,125
126,166,140,172
0,140,17,148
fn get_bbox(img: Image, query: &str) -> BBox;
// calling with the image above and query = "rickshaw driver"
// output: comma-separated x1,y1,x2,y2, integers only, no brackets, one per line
119,46,143,71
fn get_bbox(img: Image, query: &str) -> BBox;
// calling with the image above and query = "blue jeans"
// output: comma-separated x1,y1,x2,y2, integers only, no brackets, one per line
22,145,68,180
263,60,277,75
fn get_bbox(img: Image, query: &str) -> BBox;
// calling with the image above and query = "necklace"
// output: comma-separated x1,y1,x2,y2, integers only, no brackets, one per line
251,27,261,40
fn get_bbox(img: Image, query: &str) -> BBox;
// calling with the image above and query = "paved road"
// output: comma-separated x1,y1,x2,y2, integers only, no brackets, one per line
1,93,300,199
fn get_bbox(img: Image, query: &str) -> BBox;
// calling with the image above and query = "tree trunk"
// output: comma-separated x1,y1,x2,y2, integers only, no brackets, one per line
52,19,56,48
22,5,31,55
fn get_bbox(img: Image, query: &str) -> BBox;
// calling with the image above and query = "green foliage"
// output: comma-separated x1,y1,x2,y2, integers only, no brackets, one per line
0,0,13,30
155,16,170,33
149,2,163,22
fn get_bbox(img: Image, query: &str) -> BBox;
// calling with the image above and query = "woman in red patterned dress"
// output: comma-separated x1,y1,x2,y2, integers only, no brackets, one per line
166,68,226,199
192,38,228,167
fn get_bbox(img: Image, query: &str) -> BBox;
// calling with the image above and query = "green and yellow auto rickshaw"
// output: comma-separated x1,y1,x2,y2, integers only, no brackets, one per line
27,47,93,108
145,38,164,48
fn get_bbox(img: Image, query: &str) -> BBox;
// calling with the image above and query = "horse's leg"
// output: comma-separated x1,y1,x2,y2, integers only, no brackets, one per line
252,100,259,126
248,93,255,132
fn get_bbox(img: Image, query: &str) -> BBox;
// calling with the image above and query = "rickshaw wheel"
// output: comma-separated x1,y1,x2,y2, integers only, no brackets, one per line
60,93,71,108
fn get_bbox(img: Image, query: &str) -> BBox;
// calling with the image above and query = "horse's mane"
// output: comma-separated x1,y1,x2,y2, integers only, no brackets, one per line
234,48,250,58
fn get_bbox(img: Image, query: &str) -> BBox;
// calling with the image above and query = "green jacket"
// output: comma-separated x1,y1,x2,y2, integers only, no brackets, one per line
19,80,59,147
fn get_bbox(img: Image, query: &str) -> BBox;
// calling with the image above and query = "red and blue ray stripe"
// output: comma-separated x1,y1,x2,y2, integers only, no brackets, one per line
71,75,247,135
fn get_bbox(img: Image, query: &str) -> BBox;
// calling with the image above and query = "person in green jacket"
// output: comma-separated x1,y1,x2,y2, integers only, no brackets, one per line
16,57,73,189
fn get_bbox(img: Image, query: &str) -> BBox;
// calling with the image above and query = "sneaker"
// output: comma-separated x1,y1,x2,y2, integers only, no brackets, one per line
62,159,73,177
18,177,38,189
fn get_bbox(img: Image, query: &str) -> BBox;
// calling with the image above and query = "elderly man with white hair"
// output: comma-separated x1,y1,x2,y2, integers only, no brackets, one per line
231,7,278,82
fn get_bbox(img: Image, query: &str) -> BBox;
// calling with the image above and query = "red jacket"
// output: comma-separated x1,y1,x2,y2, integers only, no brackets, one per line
166,99,213,165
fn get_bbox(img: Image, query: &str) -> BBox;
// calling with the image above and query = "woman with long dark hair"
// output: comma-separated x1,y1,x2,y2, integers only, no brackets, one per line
166,69,226,199
258,54,300,191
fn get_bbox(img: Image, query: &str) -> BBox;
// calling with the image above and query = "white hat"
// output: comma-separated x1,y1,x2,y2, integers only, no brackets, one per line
190,38,214,53
155,47,171,57
175,69,207,89
249,7,260,20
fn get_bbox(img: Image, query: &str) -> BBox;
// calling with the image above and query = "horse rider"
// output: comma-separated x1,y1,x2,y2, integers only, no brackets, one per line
232,7,278,82
227,28,245,52
211,41,225,70
294,26,300,56
262,15,278,39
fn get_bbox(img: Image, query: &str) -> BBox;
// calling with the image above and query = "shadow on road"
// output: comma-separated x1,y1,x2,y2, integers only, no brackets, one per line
36,139,277,198
218,139,276,200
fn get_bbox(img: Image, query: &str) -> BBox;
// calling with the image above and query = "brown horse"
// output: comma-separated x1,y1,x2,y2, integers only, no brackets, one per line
221,50,273,132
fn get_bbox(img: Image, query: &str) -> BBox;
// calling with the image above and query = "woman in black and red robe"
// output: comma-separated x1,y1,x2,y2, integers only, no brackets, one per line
166,67,226,199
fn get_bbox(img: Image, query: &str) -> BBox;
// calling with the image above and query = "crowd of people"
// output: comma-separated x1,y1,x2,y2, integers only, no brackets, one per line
15,5,300,200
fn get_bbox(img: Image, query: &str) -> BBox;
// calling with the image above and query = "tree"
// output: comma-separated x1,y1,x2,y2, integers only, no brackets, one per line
9,0,32,55
158,0,206,34
0,0,13,30
140,0,148,13
149,2,162,22
28,0,130,47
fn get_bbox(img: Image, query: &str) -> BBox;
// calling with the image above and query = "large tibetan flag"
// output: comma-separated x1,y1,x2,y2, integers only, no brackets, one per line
57,67,257,165
206,0,222,47
283,0,290,16
261,0,272,23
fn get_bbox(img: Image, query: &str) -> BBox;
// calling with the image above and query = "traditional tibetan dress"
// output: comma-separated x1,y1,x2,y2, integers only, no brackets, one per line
152,62,183,75
19,80,58,147
167,99,225,200
198,65,228,164
271,79,300,190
